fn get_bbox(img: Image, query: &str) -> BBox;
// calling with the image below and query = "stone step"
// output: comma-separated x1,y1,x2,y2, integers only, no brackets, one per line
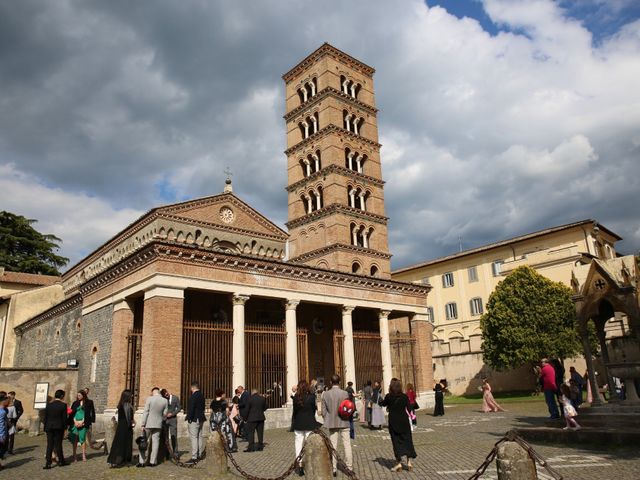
516,426,640,446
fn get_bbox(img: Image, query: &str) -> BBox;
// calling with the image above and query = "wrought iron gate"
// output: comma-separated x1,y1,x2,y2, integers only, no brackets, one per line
245,324,287,408
181,319,233,402
390,332,420,391
334,330,383,389
125,328,142,406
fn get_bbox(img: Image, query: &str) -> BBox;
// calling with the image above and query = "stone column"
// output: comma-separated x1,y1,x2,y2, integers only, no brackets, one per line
106,299,134,408
342,306,357,390
379,310,393,393
285,300,300,403
410,313,434,393
139,287,184,407
232,294,250,389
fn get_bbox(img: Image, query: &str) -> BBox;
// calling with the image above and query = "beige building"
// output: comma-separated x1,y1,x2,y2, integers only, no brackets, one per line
0,268,62,367
7,45,435,430
392,220,622,395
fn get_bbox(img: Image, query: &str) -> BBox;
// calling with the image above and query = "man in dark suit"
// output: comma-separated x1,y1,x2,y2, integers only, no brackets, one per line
237,385,250,440
161,388,180,454
43,390,68,469
185,381,205,463
244,389,268,452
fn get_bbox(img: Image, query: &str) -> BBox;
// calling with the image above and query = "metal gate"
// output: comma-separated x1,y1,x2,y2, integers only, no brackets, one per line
334,330,383,389
391,332,420,391
181,319,233,402
246,324,287,409
125,328,142,406
297,327,309,386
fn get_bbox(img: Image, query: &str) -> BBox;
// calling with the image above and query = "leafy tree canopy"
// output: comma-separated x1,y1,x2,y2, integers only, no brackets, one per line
480,265,582,370
0,211,69,276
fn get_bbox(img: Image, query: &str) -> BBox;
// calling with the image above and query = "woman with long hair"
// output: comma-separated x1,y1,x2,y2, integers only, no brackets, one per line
210,389,237,453
107,389,135,467
370,381,385,429
380,378,416,472
68,390,88,462
292,379,320,476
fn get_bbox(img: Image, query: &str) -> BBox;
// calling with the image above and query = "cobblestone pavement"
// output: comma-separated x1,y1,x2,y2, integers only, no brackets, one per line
3,401,639,479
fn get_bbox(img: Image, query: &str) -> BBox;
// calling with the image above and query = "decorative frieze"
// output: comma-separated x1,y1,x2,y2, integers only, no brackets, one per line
284,87,377,122
284,124,381,156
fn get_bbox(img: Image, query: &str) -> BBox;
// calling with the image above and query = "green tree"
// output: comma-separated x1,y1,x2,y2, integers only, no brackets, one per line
480,265,582,370
0,211,69,275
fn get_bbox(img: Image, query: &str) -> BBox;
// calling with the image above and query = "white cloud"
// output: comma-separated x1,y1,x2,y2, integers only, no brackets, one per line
0,164,144,267
0,0,638,269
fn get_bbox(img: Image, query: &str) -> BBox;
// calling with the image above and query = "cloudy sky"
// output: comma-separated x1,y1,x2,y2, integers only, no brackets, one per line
1,0,639,271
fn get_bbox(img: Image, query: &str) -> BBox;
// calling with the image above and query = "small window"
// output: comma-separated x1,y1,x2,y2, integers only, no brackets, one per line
492,260,503,277
445,302,458,320
90,347,98,383
442,272,454,288
370,265,379,276
470,297,483,316
468,266,478,283
352,262,361,274
428,306,435,323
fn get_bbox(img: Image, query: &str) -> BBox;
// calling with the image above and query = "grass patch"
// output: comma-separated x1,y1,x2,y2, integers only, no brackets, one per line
444,391,545,404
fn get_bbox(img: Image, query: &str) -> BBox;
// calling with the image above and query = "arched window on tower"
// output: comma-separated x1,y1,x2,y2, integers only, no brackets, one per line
343,110,351,132
352,262,361,274
370,265,379,277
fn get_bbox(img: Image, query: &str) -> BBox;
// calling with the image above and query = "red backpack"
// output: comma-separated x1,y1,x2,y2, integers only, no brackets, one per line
338,398,355,419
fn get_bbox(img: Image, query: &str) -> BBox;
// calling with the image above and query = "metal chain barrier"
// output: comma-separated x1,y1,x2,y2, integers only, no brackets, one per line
466,430,563,480
164,424,559,480
217,427,305,480
165,428,204,468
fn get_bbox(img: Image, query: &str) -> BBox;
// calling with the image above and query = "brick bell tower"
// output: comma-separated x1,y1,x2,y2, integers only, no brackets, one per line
283,43,391,278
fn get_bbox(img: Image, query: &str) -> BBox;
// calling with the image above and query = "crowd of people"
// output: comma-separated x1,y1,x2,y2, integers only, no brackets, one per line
0,391,23,471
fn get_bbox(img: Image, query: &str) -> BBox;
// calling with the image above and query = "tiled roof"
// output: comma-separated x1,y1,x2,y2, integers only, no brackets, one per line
0,270,60,286
392,219,622,274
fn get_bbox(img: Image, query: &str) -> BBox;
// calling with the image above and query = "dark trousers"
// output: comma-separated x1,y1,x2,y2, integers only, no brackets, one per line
246,421,264,450
46,429,65,465
544,389,560,418
8,433,15,453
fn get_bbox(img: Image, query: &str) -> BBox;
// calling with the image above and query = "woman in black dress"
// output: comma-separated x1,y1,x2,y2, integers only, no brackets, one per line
380,378,416,472
292,380,321,476
107,389,135,467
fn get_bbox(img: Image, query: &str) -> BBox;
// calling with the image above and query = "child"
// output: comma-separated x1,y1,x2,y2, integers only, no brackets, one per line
559,384,581,431
433,383,445,416
568,379,580,409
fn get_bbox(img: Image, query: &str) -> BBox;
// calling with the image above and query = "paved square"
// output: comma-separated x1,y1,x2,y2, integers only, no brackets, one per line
3,401,639,479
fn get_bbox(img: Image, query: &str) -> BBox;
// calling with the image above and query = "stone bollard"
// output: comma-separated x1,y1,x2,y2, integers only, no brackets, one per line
205,431,228,476
304,433,333,480
496,441,537,480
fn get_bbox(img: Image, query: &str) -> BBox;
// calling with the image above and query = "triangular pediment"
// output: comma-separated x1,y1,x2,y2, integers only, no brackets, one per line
158,193,287,240
574,256,637,297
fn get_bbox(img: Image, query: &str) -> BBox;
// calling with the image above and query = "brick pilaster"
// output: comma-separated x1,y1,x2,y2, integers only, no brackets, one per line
411,314,434,394
138,288,184,407
106,300,134,408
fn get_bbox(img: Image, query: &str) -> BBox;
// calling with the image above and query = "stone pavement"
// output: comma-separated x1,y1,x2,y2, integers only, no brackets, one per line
3,401,639,479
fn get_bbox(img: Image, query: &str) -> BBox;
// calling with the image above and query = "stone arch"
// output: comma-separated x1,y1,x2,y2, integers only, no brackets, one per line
448,331,464,340
351,261,362,274
316,260,329,269
176,231,185,242
185,232,194,244
167,228,176,241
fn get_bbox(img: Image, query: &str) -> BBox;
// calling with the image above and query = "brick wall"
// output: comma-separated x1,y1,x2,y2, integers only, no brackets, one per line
77,304,114,412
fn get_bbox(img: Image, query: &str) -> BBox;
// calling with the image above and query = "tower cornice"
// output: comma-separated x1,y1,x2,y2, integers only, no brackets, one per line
285,124,381,156
286,204,388,230
284,87,377,122
283,43,375,83
286,165,385,193
289,243,392,264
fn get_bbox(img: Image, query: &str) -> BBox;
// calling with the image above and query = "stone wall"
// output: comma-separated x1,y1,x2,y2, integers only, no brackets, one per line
77,304,114,412
15,305,82,367
432,338,588,395
0,367,78,433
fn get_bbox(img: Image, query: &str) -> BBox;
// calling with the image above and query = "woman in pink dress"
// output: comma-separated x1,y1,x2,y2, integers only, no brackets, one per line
481,379,504,413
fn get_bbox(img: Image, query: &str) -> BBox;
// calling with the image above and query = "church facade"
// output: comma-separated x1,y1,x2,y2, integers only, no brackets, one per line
10,44,433,421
